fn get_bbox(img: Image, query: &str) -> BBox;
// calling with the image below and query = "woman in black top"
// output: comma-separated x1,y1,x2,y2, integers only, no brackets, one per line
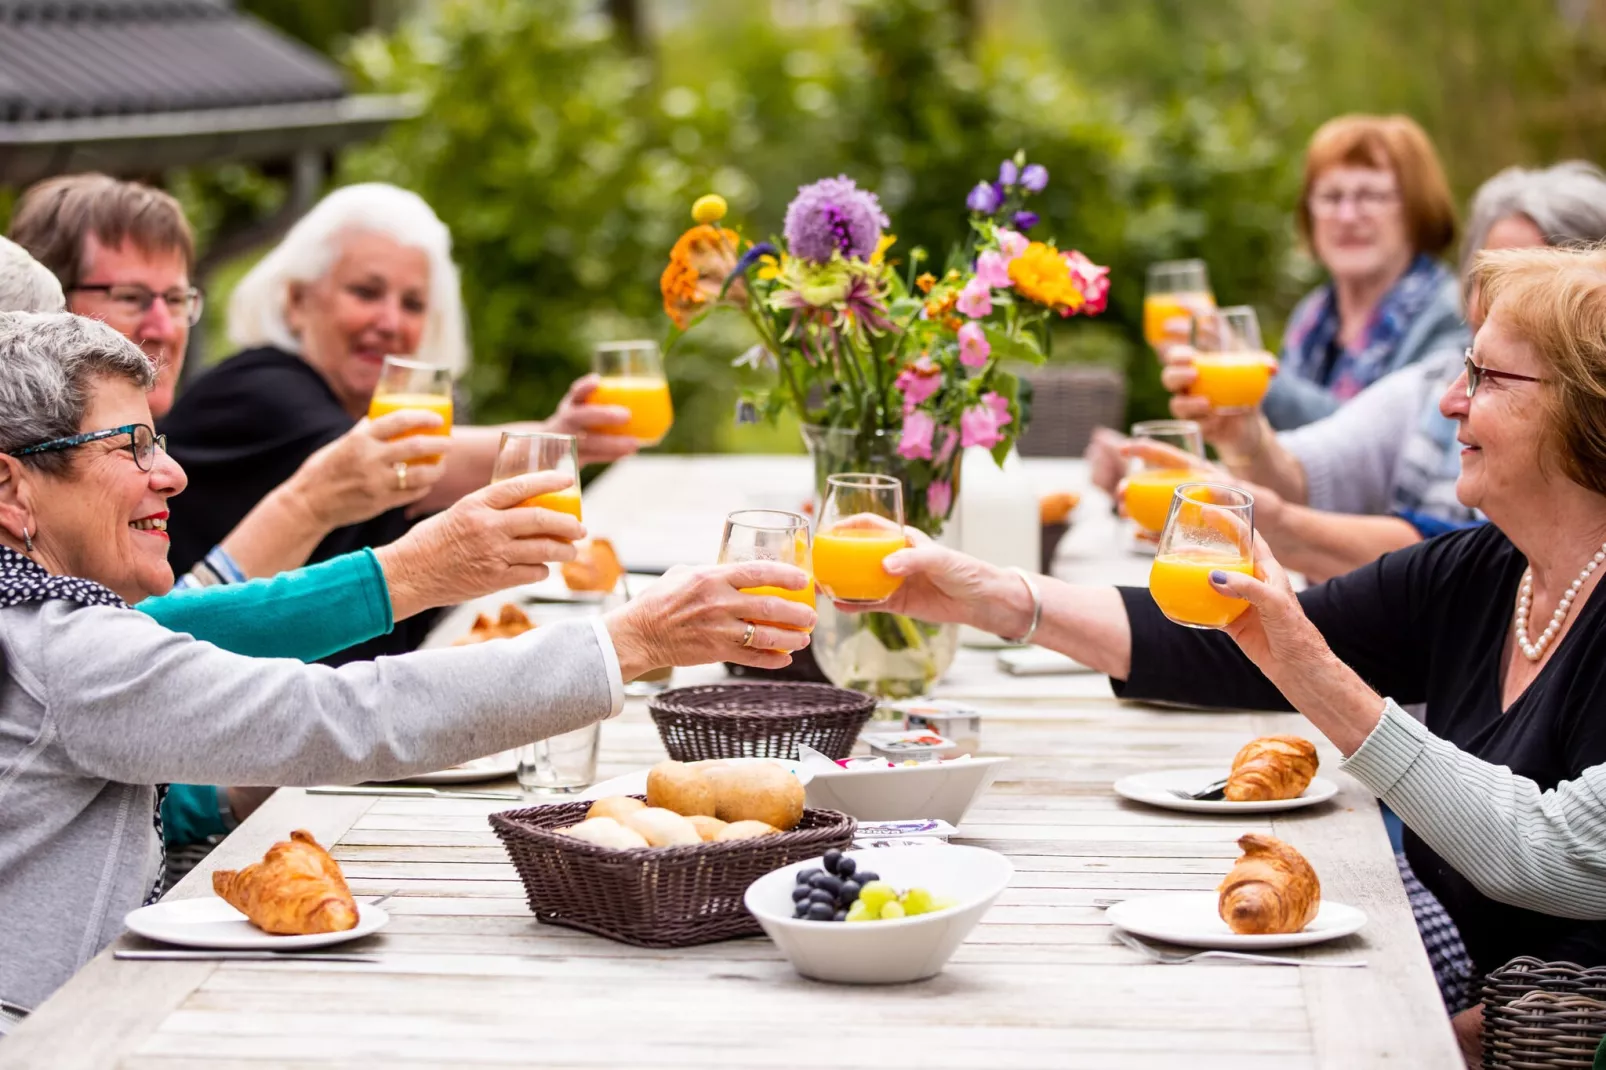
843,246,1606,1030
162,184,637,663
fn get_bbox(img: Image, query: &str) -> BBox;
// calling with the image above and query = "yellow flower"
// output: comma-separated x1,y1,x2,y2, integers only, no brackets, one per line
757,253,787,281
870,233,898,266
691,194,728,224
1007,242,1085,312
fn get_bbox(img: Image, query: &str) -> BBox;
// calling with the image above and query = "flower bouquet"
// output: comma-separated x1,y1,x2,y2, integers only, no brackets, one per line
662,153,1108,697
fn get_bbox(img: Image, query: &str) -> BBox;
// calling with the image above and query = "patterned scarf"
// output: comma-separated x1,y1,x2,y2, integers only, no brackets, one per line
1279,254,1455,403
0,544,168,905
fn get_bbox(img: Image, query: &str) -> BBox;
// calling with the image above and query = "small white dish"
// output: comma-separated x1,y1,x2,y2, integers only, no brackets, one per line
125,898,388,950
577,757,812,801
1106,891,1365,950
385,750,519,786
1112,767,1339,814
744,844,1012,984
996,648,1094,676
804,755,1008,825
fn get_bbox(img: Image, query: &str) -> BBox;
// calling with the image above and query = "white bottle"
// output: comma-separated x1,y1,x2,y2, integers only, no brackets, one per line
954,446,1038,647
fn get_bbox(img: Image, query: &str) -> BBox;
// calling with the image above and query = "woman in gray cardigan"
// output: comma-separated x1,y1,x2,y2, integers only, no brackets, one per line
0,312,815,1017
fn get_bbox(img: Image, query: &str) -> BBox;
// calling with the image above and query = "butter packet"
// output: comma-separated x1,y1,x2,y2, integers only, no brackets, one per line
852,818,958,841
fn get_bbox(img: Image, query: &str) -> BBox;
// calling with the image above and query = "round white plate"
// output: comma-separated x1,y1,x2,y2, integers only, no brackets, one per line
384,750,519,786
1107,892,1365,950
125,897,388,950
1113,767,1339,814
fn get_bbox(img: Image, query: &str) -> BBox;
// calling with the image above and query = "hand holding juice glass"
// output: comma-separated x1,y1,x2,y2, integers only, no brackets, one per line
1149,482,1255,629
813,474,908,604
719,510,815,643
491,431,582,524
1188,306,1277,414
368,356,453,464
1144,260,1216,350
1122,420,1208,535
591,341,673,446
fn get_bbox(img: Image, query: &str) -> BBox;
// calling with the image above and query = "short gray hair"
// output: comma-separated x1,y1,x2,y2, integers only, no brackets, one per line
1461,161,1606,277
0,236,66,313
0,312,156,476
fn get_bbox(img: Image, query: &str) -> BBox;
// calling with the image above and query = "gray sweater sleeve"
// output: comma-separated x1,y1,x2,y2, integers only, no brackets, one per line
1342,699,1606,920
39,602,621,786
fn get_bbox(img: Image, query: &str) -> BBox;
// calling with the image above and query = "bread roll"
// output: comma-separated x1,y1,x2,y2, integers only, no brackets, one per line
711,762,804,830
716,820,780,841
621,807,702,847
688,815,728,842
560,817,649,850
646,760,719,817
586,796,646,822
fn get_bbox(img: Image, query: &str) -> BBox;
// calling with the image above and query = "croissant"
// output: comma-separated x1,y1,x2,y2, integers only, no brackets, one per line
1218,833,1321,934
453,603,535,645
1224,735,1318,802
212,830,359,935
562,538,625,593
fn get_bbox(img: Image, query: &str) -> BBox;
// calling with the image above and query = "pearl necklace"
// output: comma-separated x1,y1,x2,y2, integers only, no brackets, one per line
1514,542,1606,661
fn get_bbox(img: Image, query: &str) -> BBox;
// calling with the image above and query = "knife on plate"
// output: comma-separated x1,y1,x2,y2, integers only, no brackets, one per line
306,785,522,801
115,949,382,963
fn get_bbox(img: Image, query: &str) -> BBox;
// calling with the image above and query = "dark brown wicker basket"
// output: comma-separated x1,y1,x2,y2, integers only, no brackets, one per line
647,682,876,761
489,798,853,947
1482,957,1606,1068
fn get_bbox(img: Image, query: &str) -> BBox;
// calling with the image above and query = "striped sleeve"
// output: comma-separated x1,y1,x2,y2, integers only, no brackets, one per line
1341,698,1606,919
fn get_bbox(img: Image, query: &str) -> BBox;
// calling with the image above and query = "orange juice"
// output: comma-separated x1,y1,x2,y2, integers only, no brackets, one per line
813,528,907,603
368,392,453,464
1192,352,1275,411
739,583,817,632
1149,552,1253,628
590,376,673,444
1142,292,1216,348
1124,468,1202,533
523,486,583,521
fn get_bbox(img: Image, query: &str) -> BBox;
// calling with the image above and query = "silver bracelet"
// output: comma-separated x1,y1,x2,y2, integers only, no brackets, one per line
1004,566,1043,645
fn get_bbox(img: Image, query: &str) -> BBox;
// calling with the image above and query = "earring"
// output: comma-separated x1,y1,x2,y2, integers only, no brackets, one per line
22,526,33,553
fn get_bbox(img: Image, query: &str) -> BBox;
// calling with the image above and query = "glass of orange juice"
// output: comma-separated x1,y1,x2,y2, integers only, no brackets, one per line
720,509,815,641
813,474,908,605
592,340,673,446
1150,482,1255,629
368,356,453,464
491,431,582,525
1190,305,1276,414
1144,260,1216,350
1123,419,1207,537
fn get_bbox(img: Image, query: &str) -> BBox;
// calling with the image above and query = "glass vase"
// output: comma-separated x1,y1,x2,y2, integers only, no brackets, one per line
802,425,961,701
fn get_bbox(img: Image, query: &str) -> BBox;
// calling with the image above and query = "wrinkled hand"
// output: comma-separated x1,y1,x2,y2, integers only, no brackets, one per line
293,410,449,529
837,530,1030,639
547,374,641,465
605,561,815,678
1159,345,1267,456
1085,426,1128,497
1113,439,1225,521
1209,533,1331,674
375,470,585,619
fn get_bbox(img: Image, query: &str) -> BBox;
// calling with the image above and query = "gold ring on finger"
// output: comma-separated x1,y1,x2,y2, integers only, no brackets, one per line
739,622,757,648
394,462,408,491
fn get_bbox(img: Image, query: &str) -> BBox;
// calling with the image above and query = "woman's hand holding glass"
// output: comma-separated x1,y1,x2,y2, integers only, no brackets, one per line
831,529,1035,639
290,409,450,529
1160,345,1273,460
545,374,641,465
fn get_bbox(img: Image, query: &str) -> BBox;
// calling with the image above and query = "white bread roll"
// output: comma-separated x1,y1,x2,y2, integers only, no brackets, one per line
621,807,702,847
559,817,649,850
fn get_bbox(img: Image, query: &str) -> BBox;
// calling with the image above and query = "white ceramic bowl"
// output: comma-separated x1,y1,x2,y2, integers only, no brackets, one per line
802,756,1008,824
744,844,1013,984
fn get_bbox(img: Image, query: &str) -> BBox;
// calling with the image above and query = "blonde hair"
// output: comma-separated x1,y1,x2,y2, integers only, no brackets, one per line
227,183,468,375
1471,244,1606,495
1297,114,1458,258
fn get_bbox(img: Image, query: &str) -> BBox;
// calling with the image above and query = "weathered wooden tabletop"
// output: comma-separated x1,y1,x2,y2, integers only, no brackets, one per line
1,457,1460,1069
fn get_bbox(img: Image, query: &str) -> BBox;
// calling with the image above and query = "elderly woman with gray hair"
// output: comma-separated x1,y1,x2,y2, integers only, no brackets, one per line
0,312,814,1021
0,235,65,312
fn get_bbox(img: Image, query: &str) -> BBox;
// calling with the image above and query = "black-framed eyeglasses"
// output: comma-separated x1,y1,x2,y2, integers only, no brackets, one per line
69,284,204,327
14,424,167,471
1464,348,1544,398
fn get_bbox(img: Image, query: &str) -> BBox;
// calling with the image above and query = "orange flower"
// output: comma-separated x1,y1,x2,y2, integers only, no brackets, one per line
916,272,937,294
661,225,744,329
923,290,957,320
1007,241,1085,313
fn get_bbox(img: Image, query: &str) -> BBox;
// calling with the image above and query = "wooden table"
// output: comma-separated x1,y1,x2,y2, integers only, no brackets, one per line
1,457,1461,1069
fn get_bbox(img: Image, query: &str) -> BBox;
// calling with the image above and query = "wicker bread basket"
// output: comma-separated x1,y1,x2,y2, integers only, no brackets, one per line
647,682,876,761
1482,956,1606,1069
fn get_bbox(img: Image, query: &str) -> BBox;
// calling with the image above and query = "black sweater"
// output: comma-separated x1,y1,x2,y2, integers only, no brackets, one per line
1114,523,1606,975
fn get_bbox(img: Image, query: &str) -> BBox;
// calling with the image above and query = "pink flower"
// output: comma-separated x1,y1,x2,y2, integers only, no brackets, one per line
956,276,992,318
994,227,1029,260
960,391,1013,449
897,409,936,460
1062,250,1110,316
933,425,958,466
927,479,953,517
957,321,991,368
975,250,1012,290
894,355,942,414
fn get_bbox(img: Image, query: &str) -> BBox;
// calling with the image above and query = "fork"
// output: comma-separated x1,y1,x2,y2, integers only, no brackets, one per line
1166,777,1229,801
1112,928,1366,968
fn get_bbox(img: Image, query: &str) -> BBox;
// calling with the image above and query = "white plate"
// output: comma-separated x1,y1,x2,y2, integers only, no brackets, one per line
1106,891,1365,950
577,757,812,801
384,750,519,786
1113,767,1339,814
125,897,388,950
804,756,1009,825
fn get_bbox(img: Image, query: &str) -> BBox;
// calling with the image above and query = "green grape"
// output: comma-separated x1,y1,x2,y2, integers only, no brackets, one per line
880,900,906,920
845,900,874,922
859,880,897,912
900,887,934,916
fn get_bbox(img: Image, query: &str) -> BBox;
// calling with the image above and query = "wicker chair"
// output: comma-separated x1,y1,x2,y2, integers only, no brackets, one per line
1481,957,1606,1068
1015,363,1127,458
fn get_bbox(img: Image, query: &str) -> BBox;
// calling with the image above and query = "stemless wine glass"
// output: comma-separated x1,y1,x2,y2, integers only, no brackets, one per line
1143,260,1216,349
1190,305,1275,414
1149,482,1255,630
720,510,815,645
517,724,601,794
368,356,454,463
592,340,674,446
1123,419,1208,536
813,474,907,605
492,431,582,522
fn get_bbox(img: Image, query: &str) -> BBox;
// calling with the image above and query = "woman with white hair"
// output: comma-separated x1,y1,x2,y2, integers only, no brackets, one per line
0,235,65,313
160,184,636,663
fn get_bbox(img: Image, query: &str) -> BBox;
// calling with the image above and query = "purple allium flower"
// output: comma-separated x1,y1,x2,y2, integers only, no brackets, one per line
783,176,889,262
733,241,779,277
999,159,1020,187
1013,210,1040,231
1021,163,1049,192
966,180,1002,214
